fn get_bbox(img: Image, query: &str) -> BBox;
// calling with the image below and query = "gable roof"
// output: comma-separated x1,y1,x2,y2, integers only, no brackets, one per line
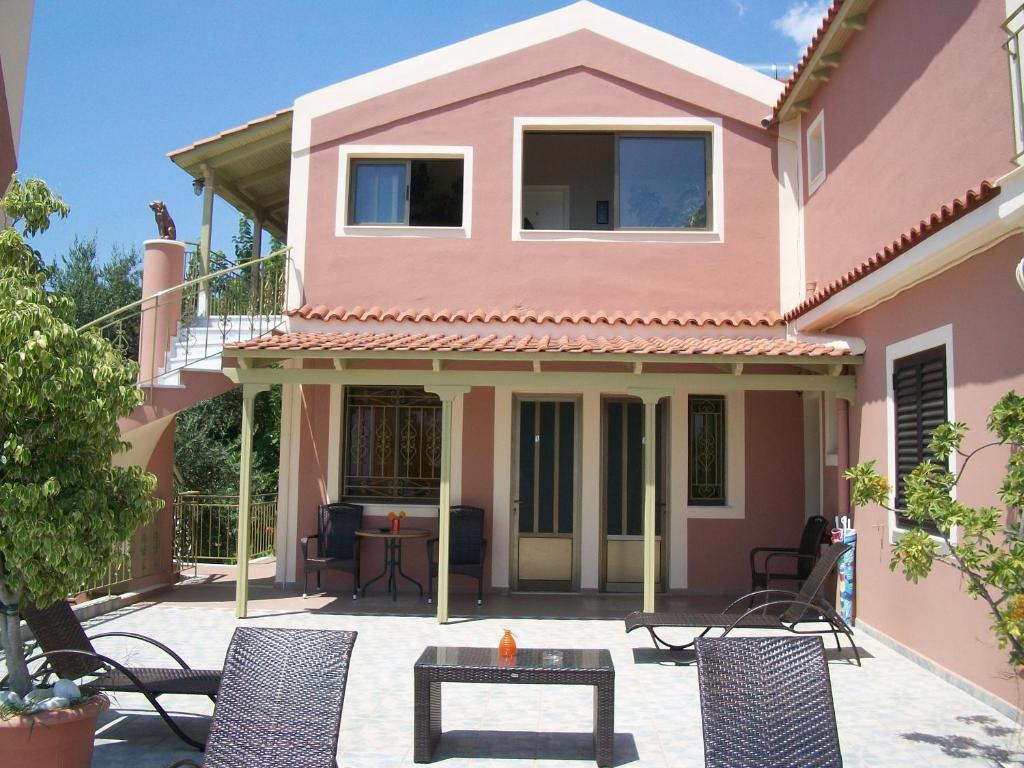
293,1,782,150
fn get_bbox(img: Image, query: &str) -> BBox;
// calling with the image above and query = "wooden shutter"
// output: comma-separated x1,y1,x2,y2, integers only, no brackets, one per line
893,347,947,526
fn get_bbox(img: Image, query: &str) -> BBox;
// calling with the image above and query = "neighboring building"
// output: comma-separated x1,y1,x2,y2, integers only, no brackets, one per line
128,1,1024,712
0,0,33,192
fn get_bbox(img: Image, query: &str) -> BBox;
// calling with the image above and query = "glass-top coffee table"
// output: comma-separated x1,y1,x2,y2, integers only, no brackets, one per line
413,646,615,766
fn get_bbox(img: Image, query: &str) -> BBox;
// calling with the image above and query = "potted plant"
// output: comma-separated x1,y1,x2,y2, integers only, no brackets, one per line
0,177,162,766
845,391,1024,665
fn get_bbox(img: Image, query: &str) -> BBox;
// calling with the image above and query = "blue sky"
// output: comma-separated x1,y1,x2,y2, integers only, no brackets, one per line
18,0,825,265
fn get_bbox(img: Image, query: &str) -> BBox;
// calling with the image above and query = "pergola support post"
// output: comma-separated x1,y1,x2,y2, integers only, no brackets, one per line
424,385,471,623
236,383,270,619
628,388,671,613
197,166,215,317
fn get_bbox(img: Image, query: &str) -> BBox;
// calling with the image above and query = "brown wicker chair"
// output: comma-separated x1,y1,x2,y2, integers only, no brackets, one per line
625,542,860,665
169,626,357,768
750,514,830,591
426,505,487,605
302,502,363,599
20,599,221,750
695,636,843,768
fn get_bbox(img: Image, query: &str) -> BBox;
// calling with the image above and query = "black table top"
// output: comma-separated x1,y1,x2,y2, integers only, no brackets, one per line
415,646,613,671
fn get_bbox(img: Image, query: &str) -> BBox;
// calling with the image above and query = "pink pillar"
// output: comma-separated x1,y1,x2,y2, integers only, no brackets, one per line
138,239,185,385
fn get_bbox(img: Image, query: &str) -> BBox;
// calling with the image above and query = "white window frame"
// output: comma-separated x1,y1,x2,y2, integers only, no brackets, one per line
806,110,826,195
512,117,725,243
884,324,957,543
335,144,473,238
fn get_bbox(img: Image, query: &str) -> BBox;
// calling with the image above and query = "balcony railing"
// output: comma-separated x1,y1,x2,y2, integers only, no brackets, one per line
174,491,277,570
79,246,291,385
77,546,132,598
1004,5,1024,162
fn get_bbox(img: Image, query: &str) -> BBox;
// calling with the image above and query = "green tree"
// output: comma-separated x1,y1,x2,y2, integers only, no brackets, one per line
0,178,161,695
47,236,142,357
845,392,1024,665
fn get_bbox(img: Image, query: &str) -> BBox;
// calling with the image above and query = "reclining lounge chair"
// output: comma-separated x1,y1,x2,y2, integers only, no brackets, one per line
21,599,222,750
624,541,860,665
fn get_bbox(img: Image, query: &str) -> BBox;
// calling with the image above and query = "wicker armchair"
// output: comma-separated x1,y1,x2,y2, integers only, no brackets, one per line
302,502,363,599
695,636,843,768
169,627,357,768
19,599,220,750
750,514,829,591
426,505,487,605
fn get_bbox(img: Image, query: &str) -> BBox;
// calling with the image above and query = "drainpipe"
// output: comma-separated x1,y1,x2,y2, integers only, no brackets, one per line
837,397,851,520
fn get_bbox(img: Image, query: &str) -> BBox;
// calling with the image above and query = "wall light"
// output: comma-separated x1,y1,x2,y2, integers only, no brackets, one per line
1017,257,1024,293
192,178,205,197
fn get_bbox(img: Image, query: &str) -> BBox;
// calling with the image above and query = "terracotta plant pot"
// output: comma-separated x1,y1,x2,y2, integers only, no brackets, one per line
0,695,109,768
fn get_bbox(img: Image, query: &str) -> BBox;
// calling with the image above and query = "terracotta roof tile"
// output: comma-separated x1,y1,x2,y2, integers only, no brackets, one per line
772,0,845,120
229,331,849,357
784,180,1000,322
286,306,782,328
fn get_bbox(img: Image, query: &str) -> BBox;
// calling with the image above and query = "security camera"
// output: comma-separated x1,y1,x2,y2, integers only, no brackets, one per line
760,116,772,128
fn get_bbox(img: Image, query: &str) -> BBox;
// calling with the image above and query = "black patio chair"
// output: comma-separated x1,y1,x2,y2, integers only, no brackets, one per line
426,504,487,605
695,635,843,768
750,514,830,591
625,542,860,665
169,626,358,768
302,502,363,599
19,598,221,750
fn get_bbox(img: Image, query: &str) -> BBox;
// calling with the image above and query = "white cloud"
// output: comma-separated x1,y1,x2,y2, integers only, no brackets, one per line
731,0,747,18
772,1,829,49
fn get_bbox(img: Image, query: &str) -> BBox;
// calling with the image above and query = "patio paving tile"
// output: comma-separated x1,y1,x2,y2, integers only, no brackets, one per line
74,597,1024,767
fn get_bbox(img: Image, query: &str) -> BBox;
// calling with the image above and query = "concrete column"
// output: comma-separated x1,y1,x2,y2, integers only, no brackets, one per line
236,383,270,619
197,166,215,316
628,388,671,613
425,385,471,623
138,239,185,385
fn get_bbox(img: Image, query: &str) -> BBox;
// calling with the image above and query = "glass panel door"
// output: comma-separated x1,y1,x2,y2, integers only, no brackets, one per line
601,398,667,591
513,399,577,590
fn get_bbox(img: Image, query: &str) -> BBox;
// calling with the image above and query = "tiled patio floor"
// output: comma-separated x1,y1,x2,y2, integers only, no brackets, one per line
78,569,1024,768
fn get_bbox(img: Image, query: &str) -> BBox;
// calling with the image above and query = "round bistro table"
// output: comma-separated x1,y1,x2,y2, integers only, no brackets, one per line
355,527,430,601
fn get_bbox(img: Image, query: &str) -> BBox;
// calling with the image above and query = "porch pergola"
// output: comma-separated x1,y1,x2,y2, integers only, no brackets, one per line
222,330,860,622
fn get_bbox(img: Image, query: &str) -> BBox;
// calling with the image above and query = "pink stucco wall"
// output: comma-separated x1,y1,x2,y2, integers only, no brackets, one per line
294,383,497,596
833,235,1024,707
687,390,806,591
0,58,15,188
302,30,781,315
801,0,1014,293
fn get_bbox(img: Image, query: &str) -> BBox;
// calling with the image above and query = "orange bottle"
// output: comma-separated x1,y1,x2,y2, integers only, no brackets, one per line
498,629,517,658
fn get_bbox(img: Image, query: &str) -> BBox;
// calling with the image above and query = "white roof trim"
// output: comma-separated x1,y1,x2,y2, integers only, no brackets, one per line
292,1,781,151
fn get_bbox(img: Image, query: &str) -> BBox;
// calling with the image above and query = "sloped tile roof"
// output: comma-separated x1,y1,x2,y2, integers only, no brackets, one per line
784,180,1000,322
772,0,845,120
287,306,782,328
229,331,849,357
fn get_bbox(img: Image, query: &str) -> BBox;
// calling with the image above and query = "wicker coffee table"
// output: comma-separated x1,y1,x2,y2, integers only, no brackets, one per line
413,646,615,766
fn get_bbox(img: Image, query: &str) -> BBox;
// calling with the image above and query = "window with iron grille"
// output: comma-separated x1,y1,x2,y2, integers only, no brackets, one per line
689,395,726,505
893,347,947,530
343,387,442,502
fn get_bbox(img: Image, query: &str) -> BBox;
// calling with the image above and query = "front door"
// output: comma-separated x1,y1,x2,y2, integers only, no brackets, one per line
511,398,579,591
601,398,668,592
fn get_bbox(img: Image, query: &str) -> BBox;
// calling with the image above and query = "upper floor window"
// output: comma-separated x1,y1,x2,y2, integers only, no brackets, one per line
521,131,709,231
349,159,463,226
513,117,724,243
806,111,826,195
336,145,473,238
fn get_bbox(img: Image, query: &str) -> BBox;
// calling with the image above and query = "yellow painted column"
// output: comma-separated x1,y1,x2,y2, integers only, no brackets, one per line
628,388,670,614
197,166,215,316
236,383,270,619
425,385,470,623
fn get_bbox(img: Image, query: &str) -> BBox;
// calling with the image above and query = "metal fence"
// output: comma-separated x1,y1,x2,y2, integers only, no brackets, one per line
1004,5,1024,161
174,491,277,568
78,546,133,597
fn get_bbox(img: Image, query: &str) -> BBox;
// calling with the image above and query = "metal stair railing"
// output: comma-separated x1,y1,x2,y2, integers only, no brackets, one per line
79,246,291,386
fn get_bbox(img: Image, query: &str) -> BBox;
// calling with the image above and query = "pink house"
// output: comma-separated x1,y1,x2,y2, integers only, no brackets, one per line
126,1,1024,713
